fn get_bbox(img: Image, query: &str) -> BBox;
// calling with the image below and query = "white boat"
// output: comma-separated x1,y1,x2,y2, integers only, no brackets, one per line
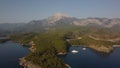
83,48,86,50
72,50,78,53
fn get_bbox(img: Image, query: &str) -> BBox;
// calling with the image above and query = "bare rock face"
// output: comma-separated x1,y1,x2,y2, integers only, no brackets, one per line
72,18,120,27
19,58,41,68
47,13,71,24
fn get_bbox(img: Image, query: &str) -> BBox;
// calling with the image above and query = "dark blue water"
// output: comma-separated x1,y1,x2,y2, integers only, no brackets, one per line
1,41,120,68
0,41,30,68
60,46,120,68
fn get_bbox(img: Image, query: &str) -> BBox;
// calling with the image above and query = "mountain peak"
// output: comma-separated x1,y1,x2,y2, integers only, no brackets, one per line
51,13,70,18
47,13,71,23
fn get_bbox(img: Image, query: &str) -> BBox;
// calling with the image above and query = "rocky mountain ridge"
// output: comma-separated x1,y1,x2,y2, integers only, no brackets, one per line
0,13,120,33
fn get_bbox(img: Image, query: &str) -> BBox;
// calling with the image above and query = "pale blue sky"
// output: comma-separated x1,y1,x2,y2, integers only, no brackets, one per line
0,0,120,23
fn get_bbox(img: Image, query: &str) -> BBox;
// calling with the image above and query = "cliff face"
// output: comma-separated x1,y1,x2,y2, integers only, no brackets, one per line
19,58,41,68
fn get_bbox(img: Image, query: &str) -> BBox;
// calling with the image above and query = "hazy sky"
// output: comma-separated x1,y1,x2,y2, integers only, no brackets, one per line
0,0,120,23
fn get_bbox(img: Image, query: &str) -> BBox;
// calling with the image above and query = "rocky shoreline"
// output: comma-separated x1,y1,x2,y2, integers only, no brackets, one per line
89,45,113,53
19,57,41,68
71,44,113,53
19,40,115,68
57,52,67,55
19,41,39,68
19,41,71,68
19,44,38,68
19,50,71,68
19,57,71,68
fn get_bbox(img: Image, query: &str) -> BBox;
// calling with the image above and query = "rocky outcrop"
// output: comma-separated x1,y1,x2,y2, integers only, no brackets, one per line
89,45,113,53
19,57,71,68
28,41,36,52
57,52,67,55
65,64,71,68
19,41,38,68
19,57,41,68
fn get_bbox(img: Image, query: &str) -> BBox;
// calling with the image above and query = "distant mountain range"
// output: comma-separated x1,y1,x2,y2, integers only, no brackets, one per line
0,13,120,33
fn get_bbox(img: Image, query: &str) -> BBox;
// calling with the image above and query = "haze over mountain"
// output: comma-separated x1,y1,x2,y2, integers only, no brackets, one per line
26,13,120,27
0,13,120,33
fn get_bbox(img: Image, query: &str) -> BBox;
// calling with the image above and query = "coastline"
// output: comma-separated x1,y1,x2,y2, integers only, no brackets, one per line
88,45,113,53
19,43,38,68
19,41,114,68
19,41,71,68
19,57,41,68
18,39,117,68
71,45,113,53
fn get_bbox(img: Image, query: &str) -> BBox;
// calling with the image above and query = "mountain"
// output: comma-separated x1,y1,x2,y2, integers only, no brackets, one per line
72,18,120,27
0,13,120,33
26,13,120,28
21,13,78,32
28,13,76,26
0,23,25,31
46,13,71,24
